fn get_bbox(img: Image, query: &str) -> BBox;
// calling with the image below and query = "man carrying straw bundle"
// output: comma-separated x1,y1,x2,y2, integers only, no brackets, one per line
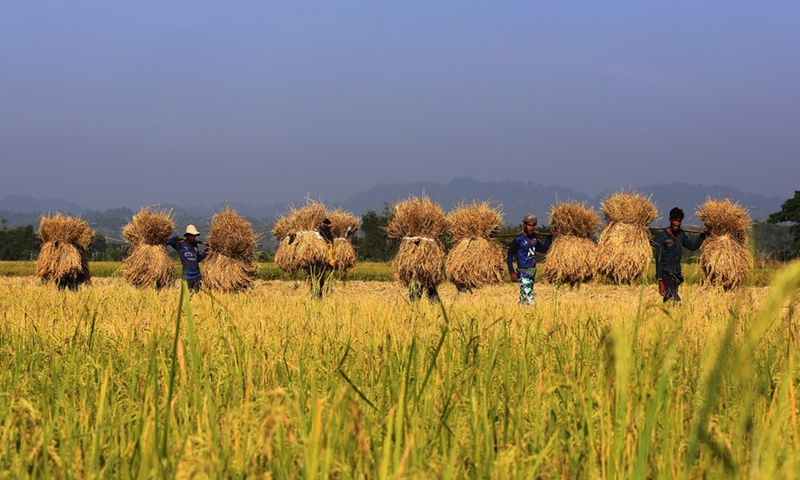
654,207,707,303
507,214,551,306
696,198,752,290
167,224,210,293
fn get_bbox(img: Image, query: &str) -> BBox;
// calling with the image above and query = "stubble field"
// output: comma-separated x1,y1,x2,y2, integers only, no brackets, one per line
1,261,799,479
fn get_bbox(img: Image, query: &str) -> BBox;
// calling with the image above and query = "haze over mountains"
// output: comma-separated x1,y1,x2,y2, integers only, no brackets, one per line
0,178,785,238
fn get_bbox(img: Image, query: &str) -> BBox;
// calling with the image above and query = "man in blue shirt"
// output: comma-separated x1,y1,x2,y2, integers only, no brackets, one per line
507,214,552,305
167,224,210,293
654,207,707,303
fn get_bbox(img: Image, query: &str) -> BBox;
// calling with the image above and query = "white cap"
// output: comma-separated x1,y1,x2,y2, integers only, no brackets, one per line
185,224,201,236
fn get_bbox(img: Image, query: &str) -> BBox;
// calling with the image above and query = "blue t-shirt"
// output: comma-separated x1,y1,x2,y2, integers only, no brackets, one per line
507,233,551,278
167,236,208,280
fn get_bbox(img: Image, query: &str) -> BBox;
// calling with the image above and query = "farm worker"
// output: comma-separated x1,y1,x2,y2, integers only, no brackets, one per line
311,218,336,299
167,224,210,293
507,214,552,305
654,207,708,303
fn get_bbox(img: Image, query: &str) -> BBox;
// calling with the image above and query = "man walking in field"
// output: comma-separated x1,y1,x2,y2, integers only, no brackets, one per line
507,214,551,306
167,224,210,293
654,207,708,303
310,218,335,299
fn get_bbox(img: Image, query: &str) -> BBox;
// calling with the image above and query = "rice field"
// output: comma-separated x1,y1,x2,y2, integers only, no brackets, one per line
1,261,799,478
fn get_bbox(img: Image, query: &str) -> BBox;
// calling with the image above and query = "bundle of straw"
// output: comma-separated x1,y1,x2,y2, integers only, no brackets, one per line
543,202,600,286
445,202,504,292
121,207,175,288
596,191,658,284
203,207,260,292
697,198,752,290
388,195,448,289
273,201,331,275
329,208,359,273
35,213,94,285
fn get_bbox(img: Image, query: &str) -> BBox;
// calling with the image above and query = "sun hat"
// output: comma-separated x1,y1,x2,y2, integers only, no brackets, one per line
185,224,201,236
522,214,538,224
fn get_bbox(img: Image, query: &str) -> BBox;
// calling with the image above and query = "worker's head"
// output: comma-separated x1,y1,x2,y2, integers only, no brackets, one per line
522,214,537,235
185,224,201,240
668,208,684,232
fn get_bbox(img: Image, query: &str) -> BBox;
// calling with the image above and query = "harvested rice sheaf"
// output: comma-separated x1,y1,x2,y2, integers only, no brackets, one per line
549,202,600,238
596,222,652,284
204,208,259,292
445,238,504,292
595,192,657,284
697,198,752,290
393,237,445,287
274,201,331,275
121,207,176,288
36,214,94,285
444,202,504,291
543,236,597,287
447,201,503,241
121,244,175,288
600,191,658,226
122,207,175,246
389,195,448,288
203,252,259,292
328,208,360,273
332,239,357,273
543,202,600,286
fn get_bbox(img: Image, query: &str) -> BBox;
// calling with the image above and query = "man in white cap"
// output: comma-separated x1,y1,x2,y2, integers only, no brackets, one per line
167,224,210,292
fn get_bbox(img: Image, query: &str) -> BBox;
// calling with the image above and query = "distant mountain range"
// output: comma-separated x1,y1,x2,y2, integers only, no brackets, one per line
0,178,786,240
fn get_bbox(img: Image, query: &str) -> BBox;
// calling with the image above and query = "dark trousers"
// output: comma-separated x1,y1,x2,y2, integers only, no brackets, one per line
186,277,202,293
661,273,682,303
409,284,440,304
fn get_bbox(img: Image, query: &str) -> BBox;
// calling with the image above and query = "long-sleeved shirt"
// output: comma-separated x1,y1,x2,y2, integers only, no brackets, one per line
507,233,552,278
654,228,705,281
167,236,208,280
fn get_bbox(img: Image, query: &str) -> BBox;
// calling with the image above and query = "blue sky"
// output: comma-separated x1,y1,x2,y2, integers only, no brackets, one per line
2,1,798,208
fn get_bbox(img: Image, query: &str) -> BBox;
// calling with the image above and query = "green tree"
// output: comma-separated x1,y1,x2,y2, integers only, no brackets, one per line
767,190,800,257
0,221,40,260
354,206,398,261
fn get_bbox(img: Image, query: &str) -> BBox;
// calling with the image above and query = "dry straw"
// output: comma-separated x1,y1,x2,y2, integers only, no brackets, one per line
329,208,360,273
388,195,447,289
121,207,175,288
35,213,94,285
274,201,331,275
445,202,504,292
543,202,600,286
596,191,658,284
204,207,260,292
697,198,752,290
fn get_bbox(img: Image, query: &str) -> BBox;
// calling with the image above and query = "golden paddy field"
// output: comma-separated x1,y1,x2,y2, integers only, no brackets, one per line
1,262,798,479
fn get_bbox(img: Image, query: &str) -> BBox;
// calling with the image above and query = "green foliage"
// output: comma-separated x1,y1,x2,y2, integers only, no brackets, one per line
767,190,800,256
0,220,40,260
354,206,398,262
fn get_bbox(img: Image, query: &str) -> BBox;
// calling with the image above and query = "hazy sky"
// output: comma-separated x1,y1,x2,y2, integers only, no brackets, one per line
2,1,798,209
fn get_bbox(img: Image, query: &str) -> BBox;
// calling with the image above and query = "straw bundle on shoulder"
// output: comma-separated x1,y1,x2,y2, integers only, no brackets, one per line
274,201,331,275
445,202,504,292
204,207,259,292
35,214,94,285
122,207,174,246
596,222,652,284
600,191,658,226
697,198,752,290
596,191,657,284
121,207,175,288
328,208,360,273
543,202,600,286
388,195,447,289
